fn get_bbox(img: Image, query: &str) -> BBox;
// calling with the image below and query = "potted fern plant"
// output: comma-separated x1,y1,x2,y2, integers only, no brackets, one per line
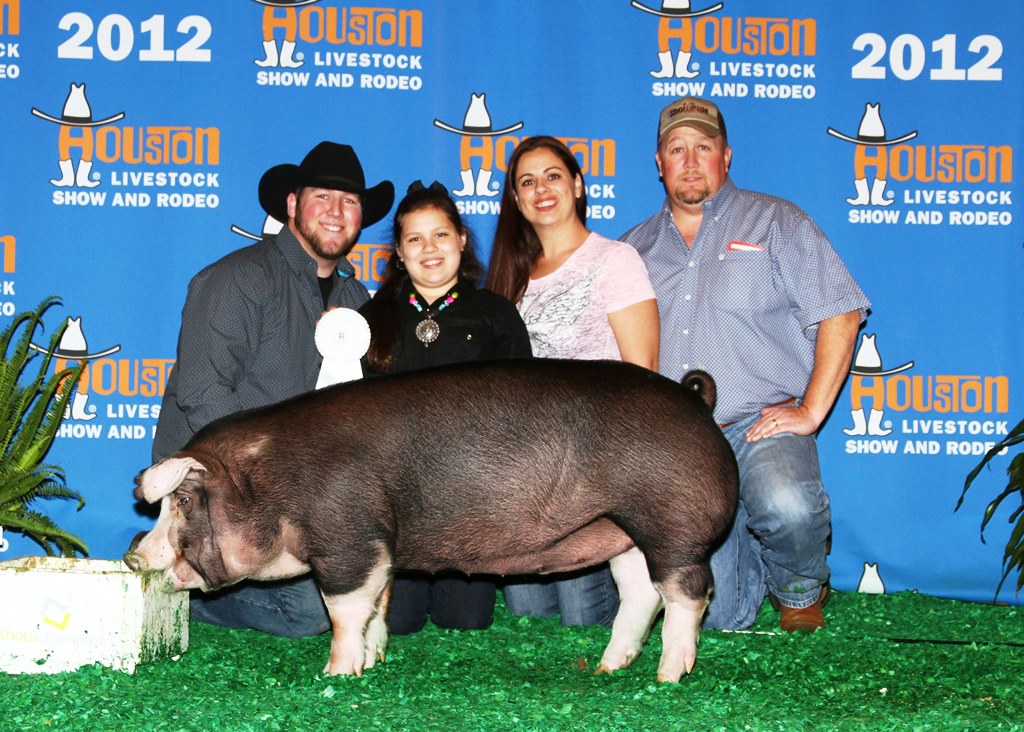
0,300,192,675
1,297,89,556
957,417,1024,597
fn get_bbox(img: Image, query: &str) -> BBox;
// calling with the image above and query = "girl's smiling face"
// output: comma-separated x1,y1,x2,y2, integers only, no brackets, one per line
397,206,466,303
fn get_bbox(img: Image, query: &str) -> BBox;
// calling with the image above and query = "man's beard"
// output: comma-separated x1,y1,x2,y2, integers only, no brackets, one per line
672,177,712,206
294,208,358,260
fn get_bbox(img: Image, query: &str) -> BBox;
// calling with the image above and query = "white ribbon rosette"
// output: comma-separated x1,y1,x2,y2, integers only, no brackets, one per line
314,308,371,388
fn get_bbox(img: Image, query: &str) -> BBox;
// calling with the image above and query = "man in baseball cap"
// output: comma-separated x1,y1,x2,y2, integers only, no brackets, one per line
621,98,869,635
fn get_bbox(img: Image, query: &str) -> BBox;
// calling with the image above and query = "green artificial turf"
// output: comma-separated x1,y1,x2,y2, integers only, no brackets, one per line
2,591,1022,731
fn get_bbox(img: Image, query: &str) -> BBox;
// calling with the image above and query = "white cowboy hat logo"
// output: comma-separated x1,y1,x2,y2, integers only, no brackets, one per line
849,333,913,377
29,316,121,360
827,102,917,146
631,0,724,18
231,215,286,242
31,83,125,127
434,93,524,137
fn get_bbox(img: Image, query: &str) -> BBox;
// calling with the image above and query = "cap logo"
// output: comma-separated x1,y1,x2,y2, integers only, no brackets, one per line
669,101,711,116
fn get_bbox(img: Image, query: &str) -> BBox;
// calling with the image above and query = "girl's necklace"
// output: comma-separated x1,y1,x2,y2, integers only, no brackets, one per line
409,290,458,345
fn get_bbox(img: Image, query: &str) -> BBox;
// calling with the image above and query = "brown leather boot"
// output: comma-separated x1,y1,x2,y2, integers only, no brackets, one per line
776,584,829,633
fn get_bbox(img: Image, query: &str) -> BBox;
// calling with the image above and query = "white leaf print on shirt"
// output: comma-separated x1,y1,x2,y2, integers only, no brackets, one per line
519,272,596,358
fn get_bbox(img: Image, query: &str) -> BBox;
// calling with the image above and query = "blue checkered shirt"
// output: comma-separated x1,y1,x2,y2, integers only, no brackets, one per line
621,178,869,425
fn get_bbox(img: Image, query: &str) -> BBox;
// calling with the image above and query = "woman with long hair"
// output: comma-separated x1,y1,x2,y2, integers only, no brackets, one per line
487,135,659,627
359,180,531,633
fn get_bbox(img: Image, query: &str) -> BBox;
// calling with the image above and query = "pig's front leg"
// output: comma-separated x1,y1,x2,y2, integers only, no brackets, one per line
320,551,392,676
362,583,391,670
596,548,663,675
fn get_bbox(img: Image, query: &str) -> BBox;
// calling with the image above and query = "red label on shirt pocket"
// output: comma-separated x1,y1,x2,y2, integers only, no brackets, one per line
727,240,765,251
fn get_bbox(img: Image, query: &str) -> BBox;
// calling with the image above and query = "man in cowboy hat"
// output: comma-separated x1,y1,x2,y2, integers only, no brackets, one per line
621,98,870,634
151,141,394,637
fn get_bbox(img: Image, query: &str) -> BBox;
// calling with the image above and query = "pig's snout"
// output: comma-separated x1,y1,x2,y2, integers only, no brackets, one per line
123,531,151,571
123,551,148,573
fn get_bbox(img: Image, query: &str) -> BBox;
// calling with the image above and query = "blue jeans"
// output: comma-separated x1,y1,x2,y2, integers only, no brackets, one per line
702,500,768,629
189,576,331,638
502,565,619,627
710,411,831,620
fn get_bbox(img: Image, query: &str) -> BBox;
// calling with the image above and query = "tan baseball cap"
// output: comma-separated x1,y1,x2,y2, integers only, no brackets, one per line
658,97,722,143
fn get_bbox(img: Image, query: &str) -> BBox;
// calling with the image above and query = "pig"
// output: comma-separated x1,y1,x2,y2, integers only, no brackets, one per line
125,358,737,682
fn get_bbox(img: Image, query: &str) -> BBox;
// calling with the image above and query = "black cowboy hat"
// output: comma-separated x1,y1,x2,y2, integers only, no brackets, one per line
258,141,395,227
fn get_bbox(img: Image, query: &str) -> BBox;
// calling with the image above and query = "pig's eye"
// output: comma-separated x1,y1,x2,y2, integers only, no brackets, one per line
177,495,190,507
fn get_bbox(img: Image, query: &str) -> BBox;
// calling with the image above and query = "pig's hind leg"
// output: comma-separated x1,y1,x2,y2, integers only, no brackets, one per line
319,545,393,676
653,563,711,682
596,547,664,675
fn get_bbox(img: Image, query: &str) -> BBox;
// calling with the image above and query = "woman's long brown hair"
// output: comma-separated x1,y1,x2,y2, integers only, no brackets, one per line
485,136,588,304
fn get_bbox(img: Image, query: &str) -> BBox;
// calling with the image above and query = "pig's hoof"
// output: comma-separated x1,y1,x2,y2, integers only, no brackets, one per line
363,633,388,669
323,659,365,677
362,647,386,670
597,645,640,673
655,655,695,682
323,665,363,677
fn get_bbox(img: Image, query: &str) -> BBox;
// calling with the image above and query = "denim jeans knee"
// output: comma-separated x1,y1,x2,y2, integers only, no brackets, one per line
702,501,767,630
723,416,831,608
503,565,619,627
190,576,331,638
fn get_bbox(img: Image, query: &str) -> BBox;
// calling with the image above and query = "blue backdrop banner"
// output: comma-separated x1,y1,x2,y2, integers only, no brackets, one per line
2,0,1022,606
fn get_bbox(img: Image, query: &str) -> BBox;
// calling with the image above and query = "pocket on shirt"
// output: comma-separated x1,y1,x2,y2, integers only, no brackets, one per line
707,253,777,312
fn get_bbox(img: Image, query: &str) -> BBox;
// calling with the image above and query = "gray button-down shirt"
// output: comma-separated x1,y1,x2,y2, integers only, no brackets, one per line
622,178,870,425
152,227,369,461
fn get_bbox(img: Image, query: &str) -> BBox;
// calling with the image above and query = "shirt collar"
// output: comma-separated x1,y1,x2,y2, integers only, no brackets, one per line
659,175,738,224
706,176,737,216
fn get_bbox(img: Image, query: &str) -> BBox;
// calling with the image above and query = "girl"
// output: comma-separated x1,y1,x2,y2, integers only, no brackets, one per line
359,180,531,634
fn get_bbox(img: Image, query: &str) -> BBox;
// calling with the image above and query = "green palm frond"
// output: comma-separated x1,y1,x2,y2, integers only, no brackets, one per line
0,463,83,509
0,507,88,557
0,298,89,557
957,416,1024,597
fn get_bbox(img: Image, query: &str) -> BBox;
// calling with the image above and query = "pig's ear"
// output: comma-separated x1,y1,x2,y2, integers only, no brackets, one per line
136,456,207,503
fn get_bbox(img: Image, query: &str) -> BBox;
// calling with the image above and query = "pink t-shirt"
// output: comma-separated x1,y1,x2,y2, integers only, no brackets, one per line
518,232,656,360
